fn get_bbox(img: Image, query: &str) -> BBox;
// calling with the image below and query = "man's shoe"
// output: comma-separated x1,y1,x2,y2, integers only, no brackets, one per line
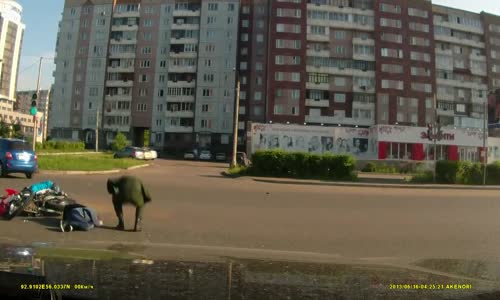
115,223,125,231
134,218,142,232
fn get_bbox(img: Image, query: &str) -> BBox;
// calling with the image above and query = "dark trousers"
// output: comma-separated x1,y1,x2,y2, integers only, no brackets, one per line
112,196,144,223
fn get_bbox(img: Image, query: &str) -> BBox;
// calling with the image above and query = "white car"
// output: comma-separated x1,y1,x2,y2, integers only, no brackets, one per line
142,148,157,160
199,150,212,161
184,152,196,160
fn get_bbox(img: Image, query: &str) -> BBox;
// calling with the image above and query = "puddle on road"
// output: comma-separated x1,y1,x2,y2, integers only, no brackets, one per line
1,244,500,299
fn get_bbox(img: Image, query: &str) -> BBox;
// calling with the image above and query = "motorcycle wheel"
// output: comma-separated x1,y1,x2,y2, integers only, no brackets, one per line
4,200,23,220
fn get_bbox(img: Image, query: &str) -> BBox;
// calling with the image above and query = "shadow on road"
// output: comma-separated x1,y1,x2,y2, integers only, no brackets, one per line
198,175,234,179
23,217,60,230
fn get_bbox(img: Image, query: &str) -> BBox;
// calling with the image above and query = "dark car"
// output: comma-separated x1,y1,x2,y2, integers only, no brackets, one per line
0,138,38,178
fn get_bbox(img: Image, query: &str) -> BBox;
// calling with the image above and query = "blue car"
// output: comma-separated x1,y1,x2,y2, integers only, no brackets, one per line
0,138,38,178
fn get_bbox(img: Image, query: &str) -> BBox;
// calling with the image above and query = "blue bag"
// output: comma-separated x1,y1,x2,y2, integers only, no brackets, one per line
62,204,100,231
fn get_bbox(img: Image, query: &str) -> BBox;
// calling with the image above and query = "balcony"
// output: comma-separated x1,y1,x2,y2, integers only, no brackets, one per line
107,65,134,73
165,110,194,118
437,108,455,117
307,18,374,31
104,123,130,132
106,80,134,87
433,19,484,35
305,115,374,126
172,9,200,17
109,52,135,59
169,51,198,58
111,24,138,32
306,49,330,57
352,37,375,46
436,78,487,90
103,109,131,116
435,48,453,56
105,94,132,101
168,65,197,73
164,125,194,133
306,99,329,107
306,65,375,77
437,92,454,101
434,34,485,49
353,85,375,93
170,37,198,45
166,95,195,103
352,101,375,110
110,37,137,44
306,82,329,90
307,34,329,42
171,23,199,30
167,80,196,88
113,10,140,18
353,53,375,61
469,53,486,62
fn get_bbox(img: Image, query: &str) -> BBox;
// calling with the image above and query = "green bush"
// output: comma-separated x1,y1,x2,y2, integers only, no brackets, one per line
111,132,127,151
249,150,357,181
410,171,434,183
436,161,459,184
362,162,377,172
487,162,500,185
36,140,85,152
457,161,483,185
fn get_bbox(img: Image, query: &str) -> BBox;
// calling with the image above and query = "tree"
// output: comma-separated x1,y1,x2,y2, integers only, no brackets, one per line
111,132,127,151
0,121,10,138
11,121,23,139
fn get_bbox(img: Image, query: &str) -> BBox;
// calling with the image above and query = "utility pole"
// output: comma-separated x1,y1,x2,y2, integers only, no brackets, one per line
95,109,99,152
433,93,438,183
483,91,489,185
33,57,43,151
231,73,240,168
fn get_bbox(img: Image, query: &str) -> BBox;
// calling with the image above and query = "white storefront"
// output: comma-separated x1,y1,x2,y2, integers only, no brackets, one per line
248,123,500,163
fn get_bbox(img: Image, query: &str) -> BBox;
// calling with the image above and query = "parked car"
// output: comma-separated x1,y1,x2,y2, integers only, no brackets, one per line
142,148,157,160
0,138,38,178
183,151,197,160
113,146,145,160
215,153,227,161
199,150,212,161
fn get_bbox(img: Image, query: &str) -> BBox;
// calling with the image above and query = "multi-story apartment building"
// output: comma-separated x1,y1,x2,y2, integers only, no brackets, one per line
51,0,239,152
0,0,24,103
238,0,500,132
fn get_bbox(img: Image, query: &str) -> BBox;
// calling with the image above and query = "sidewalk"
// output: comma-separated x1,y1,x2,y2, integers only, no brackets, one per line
224,172,500,190
40,163,150,175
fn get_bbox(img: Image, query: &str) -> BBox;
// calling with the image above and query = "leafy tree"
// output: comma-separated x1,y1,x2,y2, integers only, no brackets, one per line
0,121,11,138
111,132,127,151
11,121,23,139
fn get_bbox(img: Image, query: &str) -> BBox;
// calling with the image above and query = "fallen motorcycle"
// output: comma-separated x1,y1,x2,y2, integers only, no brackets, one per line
1,181,77,220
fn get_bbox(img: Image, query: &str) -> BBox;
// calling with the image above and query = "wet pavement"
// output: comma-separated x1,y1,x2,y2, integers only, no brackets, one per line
1,244,500,299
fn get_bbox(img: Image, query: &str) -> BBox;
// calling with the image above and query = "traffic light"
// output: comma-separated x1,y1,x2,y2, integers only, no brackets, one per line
30,93,37,116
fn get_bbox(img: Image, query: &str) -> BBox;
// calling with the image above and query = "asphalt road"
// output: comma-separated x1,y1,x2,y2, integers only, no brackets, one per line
0,159,500,264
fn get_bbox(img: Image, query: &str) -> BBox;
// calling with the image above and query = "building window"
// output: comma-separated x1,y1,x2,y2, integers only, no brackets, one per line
380,3,401,14
208,3,218,11
334,30,346,40
334,93,346,103
137,103,147,112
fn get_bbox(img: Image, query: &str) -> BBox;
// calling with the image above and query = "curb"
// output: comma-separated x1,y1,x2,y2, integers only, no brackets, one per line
37,152,105,156
221,172,500,190
40,164,150,175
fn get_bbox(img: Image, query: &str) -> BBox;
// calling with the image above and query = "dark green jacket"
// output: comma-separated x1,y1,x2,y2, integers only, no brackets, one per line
107,176,152,207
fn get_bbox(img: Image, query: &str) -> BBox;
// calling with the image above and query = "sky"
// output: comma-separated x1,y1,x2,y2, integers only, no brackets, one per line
13,0,500,91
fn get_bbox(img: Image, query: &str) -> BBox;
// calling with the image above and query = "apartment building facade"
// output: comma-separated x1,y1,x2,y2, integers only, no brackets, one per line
51,0,239,151
239,0,500,132
0,0,24,103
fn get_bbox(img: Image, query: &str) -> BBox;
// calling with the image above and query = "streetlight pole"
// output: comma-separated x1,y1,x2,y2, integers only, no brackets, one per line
483,94,487,185
33,57,43,151
95,109,99,152
433,93,438,183
231,73,240,168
